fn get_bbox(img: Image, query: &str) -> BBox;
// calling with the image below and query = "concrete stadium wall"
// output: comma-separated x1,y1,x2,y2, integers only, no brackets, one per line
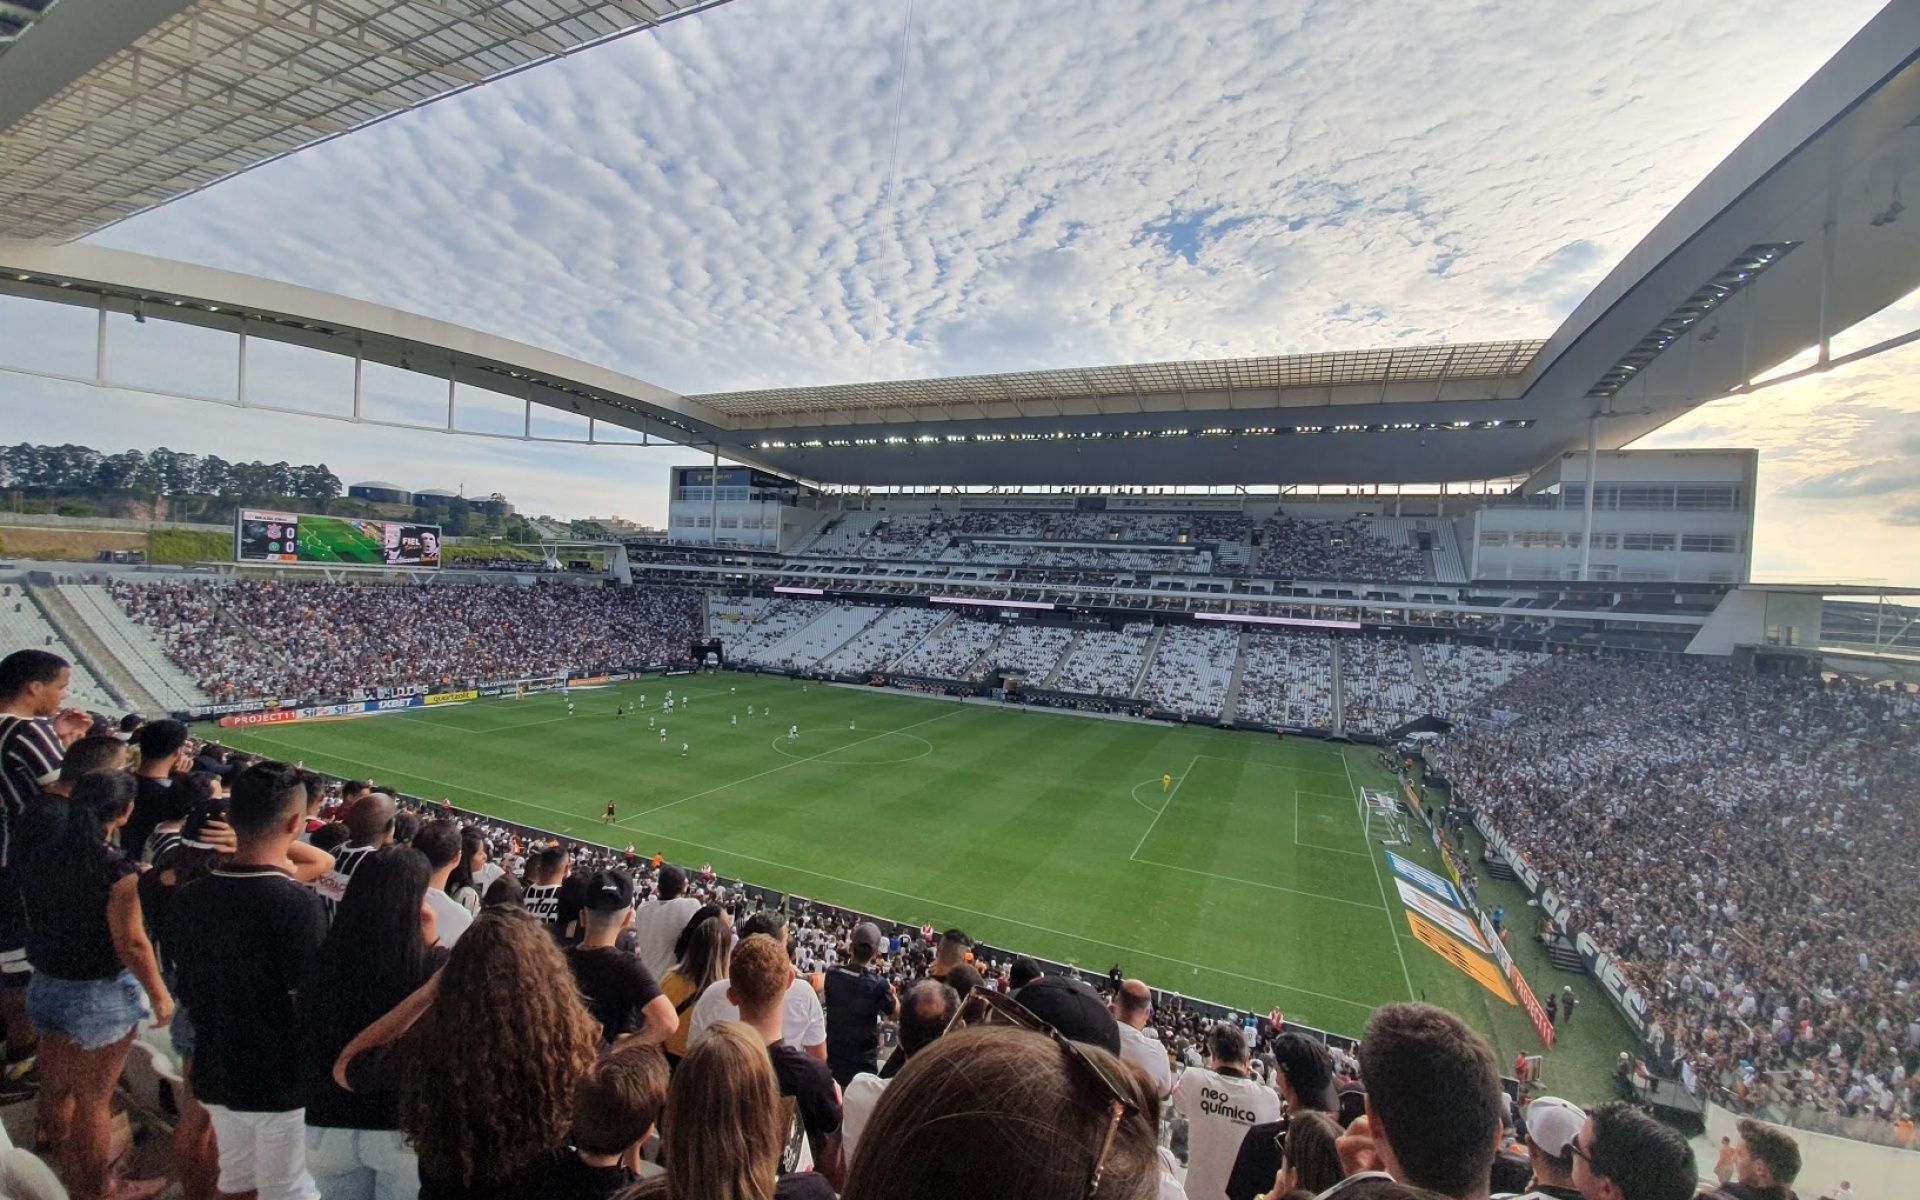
1701,1102,1917,1200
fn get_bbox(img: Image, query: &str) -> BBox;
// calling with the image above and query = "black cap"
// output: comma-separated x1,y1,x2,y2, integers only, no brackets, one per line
1013,975,1120,1056
584,869,635,912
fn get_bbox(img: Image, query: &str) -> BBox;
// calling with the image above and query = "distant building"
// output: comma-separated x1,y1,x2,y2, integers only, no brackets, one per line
348,480,410,505
346,483,514,513
582,515,663,536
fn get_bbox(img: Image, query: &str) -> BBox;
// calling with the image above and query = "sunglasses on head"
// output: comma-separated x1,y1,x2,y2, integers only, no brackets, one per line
947,986,1141,1197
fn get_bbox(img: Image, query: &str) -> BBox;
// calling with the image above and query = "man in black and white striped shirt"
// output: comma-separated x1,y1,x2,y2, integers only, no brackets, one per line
0,650,93,1073
313,791,396,922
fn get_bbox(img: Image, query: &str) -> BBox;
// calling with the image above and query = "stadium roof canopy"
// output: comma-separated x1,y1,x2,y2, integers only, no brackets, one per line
0,0,738,242
4,3,1920,487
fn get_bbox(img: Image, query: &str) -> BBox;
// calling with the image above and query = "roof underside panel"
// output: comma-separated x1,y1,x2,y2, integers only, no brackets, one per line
690,339,1546,420
0,0,738,242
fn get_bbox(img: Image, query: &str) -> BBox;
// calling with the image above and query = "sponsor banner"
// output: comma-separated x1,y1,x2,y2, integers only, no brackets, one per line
424,689,479,706
1508,961,1556,1049
1401,780,1424,814
479,686,506,698
1477,819,1542,894
218,708,298,728
1385,850,1461,905
1407,911,1516,1004
570,675,611,688
1586,943,1650,1033
222,697,424,726
664,668,695,677
1395,879,1490,952
195,698,282,717
1473,812,1645,1037
1479,914,1512,971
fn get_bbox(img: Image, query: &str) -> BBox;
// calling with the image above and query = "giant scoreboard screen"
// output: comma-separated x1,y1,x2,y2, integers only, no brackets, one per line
236,509,442,568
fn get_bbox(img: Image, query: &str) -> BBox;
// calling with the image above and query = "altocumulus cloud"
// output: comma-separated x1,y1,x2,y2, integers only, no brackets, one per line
0,0,1911,576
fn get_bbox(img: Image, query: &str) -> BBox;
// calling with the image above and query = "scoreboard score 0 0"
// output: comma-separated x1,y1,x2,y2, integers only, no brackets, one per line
236,509,442,568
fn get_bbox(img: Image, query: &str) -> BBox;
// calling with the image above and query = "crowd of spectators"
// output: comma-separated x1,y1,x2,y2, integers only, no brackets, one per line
1431,656,1920,1132
109,580,702,700
1338,640,1423,737
1419,645,1545,722
1138,626,1240,719
1234,632,1336,730
1052,624,1156,697
1254,517,1427,581
0,644,1870,1200
817,608,944,675
892,617,1001,682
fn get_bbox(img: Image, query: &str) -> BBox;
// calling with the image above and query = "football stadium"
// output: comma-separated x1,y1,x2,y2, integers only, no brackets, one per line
2,3,1919,1200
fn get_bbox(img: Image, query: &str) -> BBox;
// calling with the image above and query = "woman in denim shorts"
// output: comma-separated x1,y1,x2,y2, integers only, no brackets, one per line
23,770,173,1200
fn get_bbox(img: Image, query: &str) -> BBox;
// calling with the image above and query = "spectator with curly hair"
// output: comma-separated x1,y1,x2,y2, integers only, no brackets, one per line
335,905,600,1200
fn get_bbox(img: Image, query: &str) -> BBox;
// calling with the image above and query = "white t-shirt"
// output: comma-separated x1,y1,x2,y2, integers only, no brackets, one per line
630,896,704,979
1117,1020,1173,1098
473,861,505,897
687,976,827,1049
1171,1066,1280,1200
424,888,473,948
841,1072,889,1162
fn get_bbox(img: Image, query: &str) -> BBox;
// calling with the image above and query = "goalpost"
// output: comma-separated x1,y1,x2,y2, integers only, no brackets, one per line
1360,787,1410,845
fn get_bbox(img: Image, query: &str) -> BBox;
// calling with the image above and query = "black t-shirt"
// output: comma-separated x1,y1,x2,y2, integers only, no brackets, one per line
298,942,449,1130
174,864,328,1112
125,776,187,863
768,1039,842,1164
1226,1117,1286,1200
523,1146,637,1200
566,946,663,1043
139,835,224,978
823,965,896,1082
23,843,138,981
524,877,590,943
775,1174,835,1200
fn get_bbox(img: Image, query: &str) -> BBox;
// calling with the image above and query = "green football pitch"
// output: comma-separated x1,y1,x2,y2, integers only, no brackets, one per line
220,671,1637,1099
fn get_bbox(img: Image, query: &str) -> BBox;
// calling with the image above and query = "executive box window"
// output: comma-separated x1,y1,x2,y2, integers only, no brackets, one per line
1621,533,1676,552
1680,534,1739,553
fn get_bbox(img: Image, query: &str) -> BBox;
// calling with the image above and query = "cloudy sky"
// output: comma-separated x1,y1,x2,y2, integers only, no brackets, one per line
1,0,1913,580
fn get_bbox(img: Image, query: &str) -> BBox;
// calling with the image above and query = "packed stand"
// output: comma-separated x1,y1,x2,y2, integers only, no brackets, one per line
891,615,1000,681
1416,644,1545,721
747,606,881,673
55,583,213,710
1234,631,1336,729
1254,516,1427,581
1432,655,1920,1131
1138,626,1240,719
110,580,701,699
1339,639,1423,736
980,622,1075,682
817,607,946,675
1051,624,1155,697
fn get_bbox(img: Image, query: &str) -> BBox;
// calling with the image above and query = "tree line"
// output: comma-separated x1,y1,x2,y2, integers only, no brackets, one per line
1,442,343,504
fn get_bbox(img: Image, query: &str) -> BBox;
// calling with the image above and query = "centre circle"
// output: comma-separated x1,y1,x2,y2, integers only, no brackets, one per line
770,730,935,765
